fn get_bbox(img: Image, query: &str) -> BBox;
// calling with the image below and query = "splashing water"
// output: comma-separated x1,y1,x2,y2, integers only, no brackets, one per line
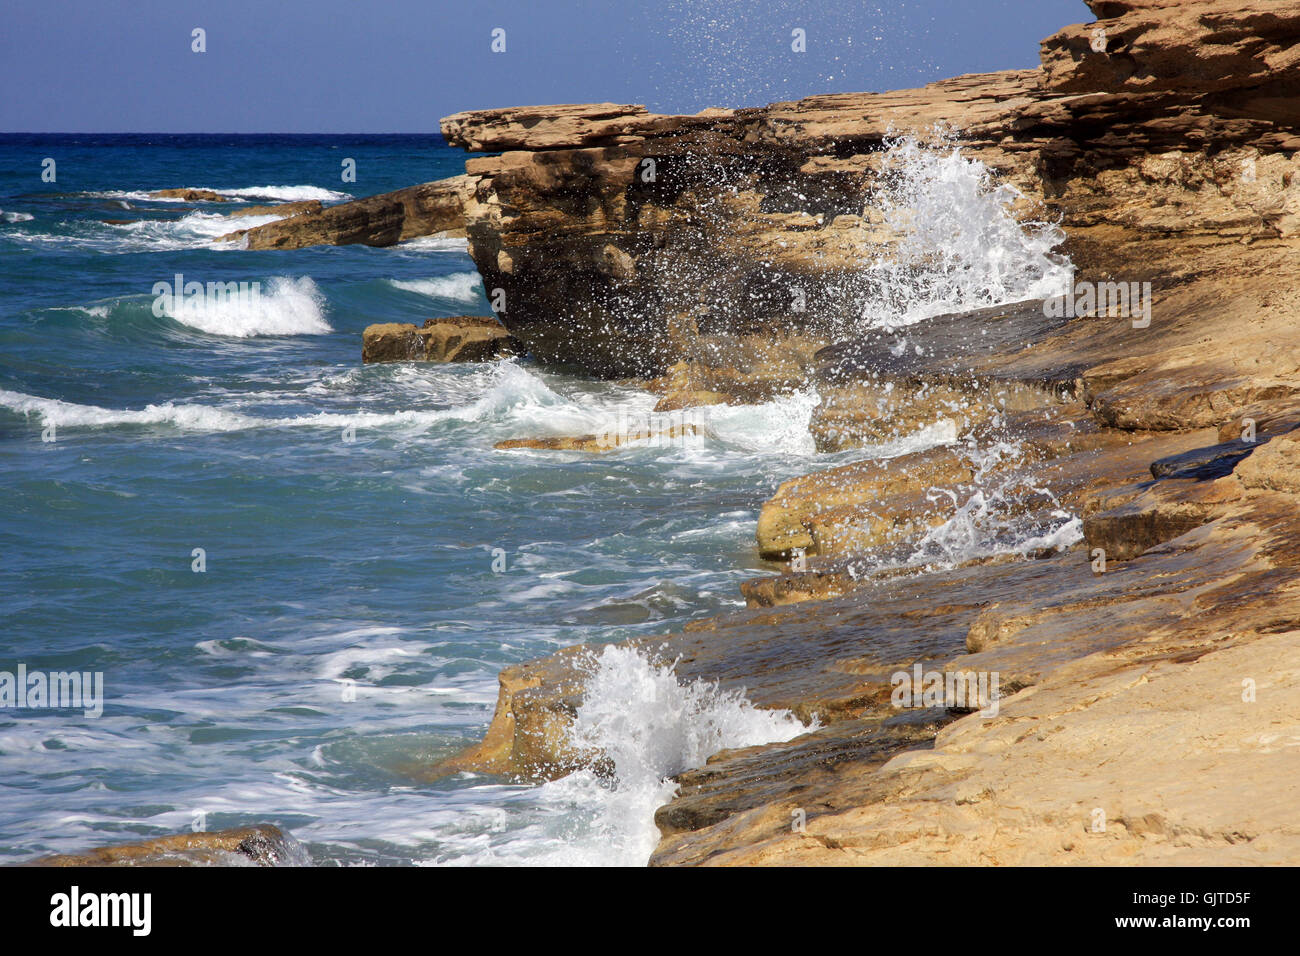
456,645,813,866
911,436,1081,567
858,133,1072,329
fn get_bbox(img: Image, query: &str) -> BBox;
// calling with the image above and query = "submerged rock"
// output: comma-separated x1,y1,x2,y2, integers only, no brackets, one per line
494,423,699,453
27,825,307,867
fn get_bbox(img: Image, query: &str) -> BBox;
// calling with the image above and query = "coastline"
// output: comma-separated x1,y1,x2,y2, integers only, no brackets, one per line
424,0,1300,865
17,0,1300,867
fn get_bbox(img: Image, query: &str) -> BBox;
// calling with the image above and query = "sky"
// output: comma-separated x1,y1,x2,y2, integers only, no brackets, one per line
0,0,1094,133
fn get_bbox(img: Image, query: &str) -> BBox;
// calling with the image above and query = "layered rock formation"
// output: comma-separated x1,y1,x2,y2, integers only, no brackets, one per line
425,0,1300,384
431,0,1300,867
228,176,475,250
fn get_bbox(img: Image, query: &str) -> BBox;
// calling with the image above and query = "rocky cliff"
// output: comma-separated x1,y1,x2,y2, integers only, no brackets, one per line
419,0,1300,866
202,0,1300,867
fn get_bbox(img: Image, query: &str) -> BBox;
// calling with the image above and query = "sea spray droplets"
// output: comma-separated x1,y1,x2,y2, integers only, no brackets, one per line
912,436,1079,566
861,133,1072,329
548,644,812,865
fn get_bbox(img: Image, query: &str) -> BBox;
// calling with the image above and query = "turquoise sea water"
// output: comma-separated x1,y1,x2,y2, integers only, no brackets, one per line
0,134,835,864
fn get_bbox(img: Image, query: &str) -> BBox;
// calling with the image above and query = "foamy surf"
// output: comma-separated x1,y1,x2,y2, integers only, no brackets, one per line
395,235,470,252
8,211,289,254
162,275,331,337
84,185,351,204
448,645,812,866
386,272,483,302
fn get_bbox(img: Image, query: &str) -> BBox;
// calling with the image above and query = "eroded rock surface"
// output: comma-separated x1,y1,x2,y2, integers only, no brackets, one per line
361,315,514,364
437,0,1300,868
230,175,476,250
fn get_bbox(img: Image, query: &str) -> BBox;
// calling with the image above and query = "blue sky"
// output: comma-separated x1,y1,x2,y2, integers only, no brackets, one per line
0,0,1093,132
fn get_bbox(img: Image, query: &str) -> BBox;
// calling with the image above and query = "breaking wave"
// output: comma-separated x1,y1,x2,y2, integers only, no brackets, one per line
84,185,350,204
386,272,483,302
162,275,331,337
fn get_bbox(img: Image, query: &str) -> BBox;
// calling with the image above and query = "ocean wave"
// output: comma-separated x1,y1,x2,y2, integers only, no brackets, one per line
386,272,483,302
83,185,351,204
161,275,331,337
212,185,352,203
395,235,470,252
0,389,254,431
6,211,285,254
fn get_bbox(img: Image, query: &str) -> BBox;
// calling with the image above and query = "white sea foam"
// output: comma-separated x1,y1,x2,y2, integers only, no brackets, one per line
900,437,1081,569
211,185,351,203
114,210,284,249
86,185,350,204
4,210,288,254
0,389,254,431
163,275,331,337
453,645,812,866
386,272,483,302
859,133,1072,329
705,389,820,455
395,235,470,252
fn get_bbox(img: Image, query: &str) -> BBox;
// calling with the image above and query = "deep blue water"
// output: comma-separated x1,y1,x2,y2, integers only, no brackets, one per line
0,134,831,864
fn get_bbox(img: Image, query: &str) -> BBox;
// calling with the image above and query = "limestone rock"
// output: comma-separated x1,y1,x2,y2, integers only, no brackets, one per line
149,188,229,202
227,199,322,219
361,315,513,364
28,825,307,867
231,175,475,250
495,423,698,453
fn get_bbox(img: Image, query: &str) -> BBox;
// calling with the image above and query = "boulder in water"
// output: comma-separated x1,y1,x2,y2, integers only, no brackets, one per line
362,316,514,364
149,188,229,202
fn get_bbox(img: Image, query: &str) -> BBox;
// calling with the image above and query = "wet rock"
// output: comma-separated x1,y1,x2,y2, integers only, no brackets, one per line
27,825,307,867
361,316,514,364
1082,473,1243,560
495,423,698,453
149,188,229,202
1149,439,1259,480
430,649,593,780
756,446,973,559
